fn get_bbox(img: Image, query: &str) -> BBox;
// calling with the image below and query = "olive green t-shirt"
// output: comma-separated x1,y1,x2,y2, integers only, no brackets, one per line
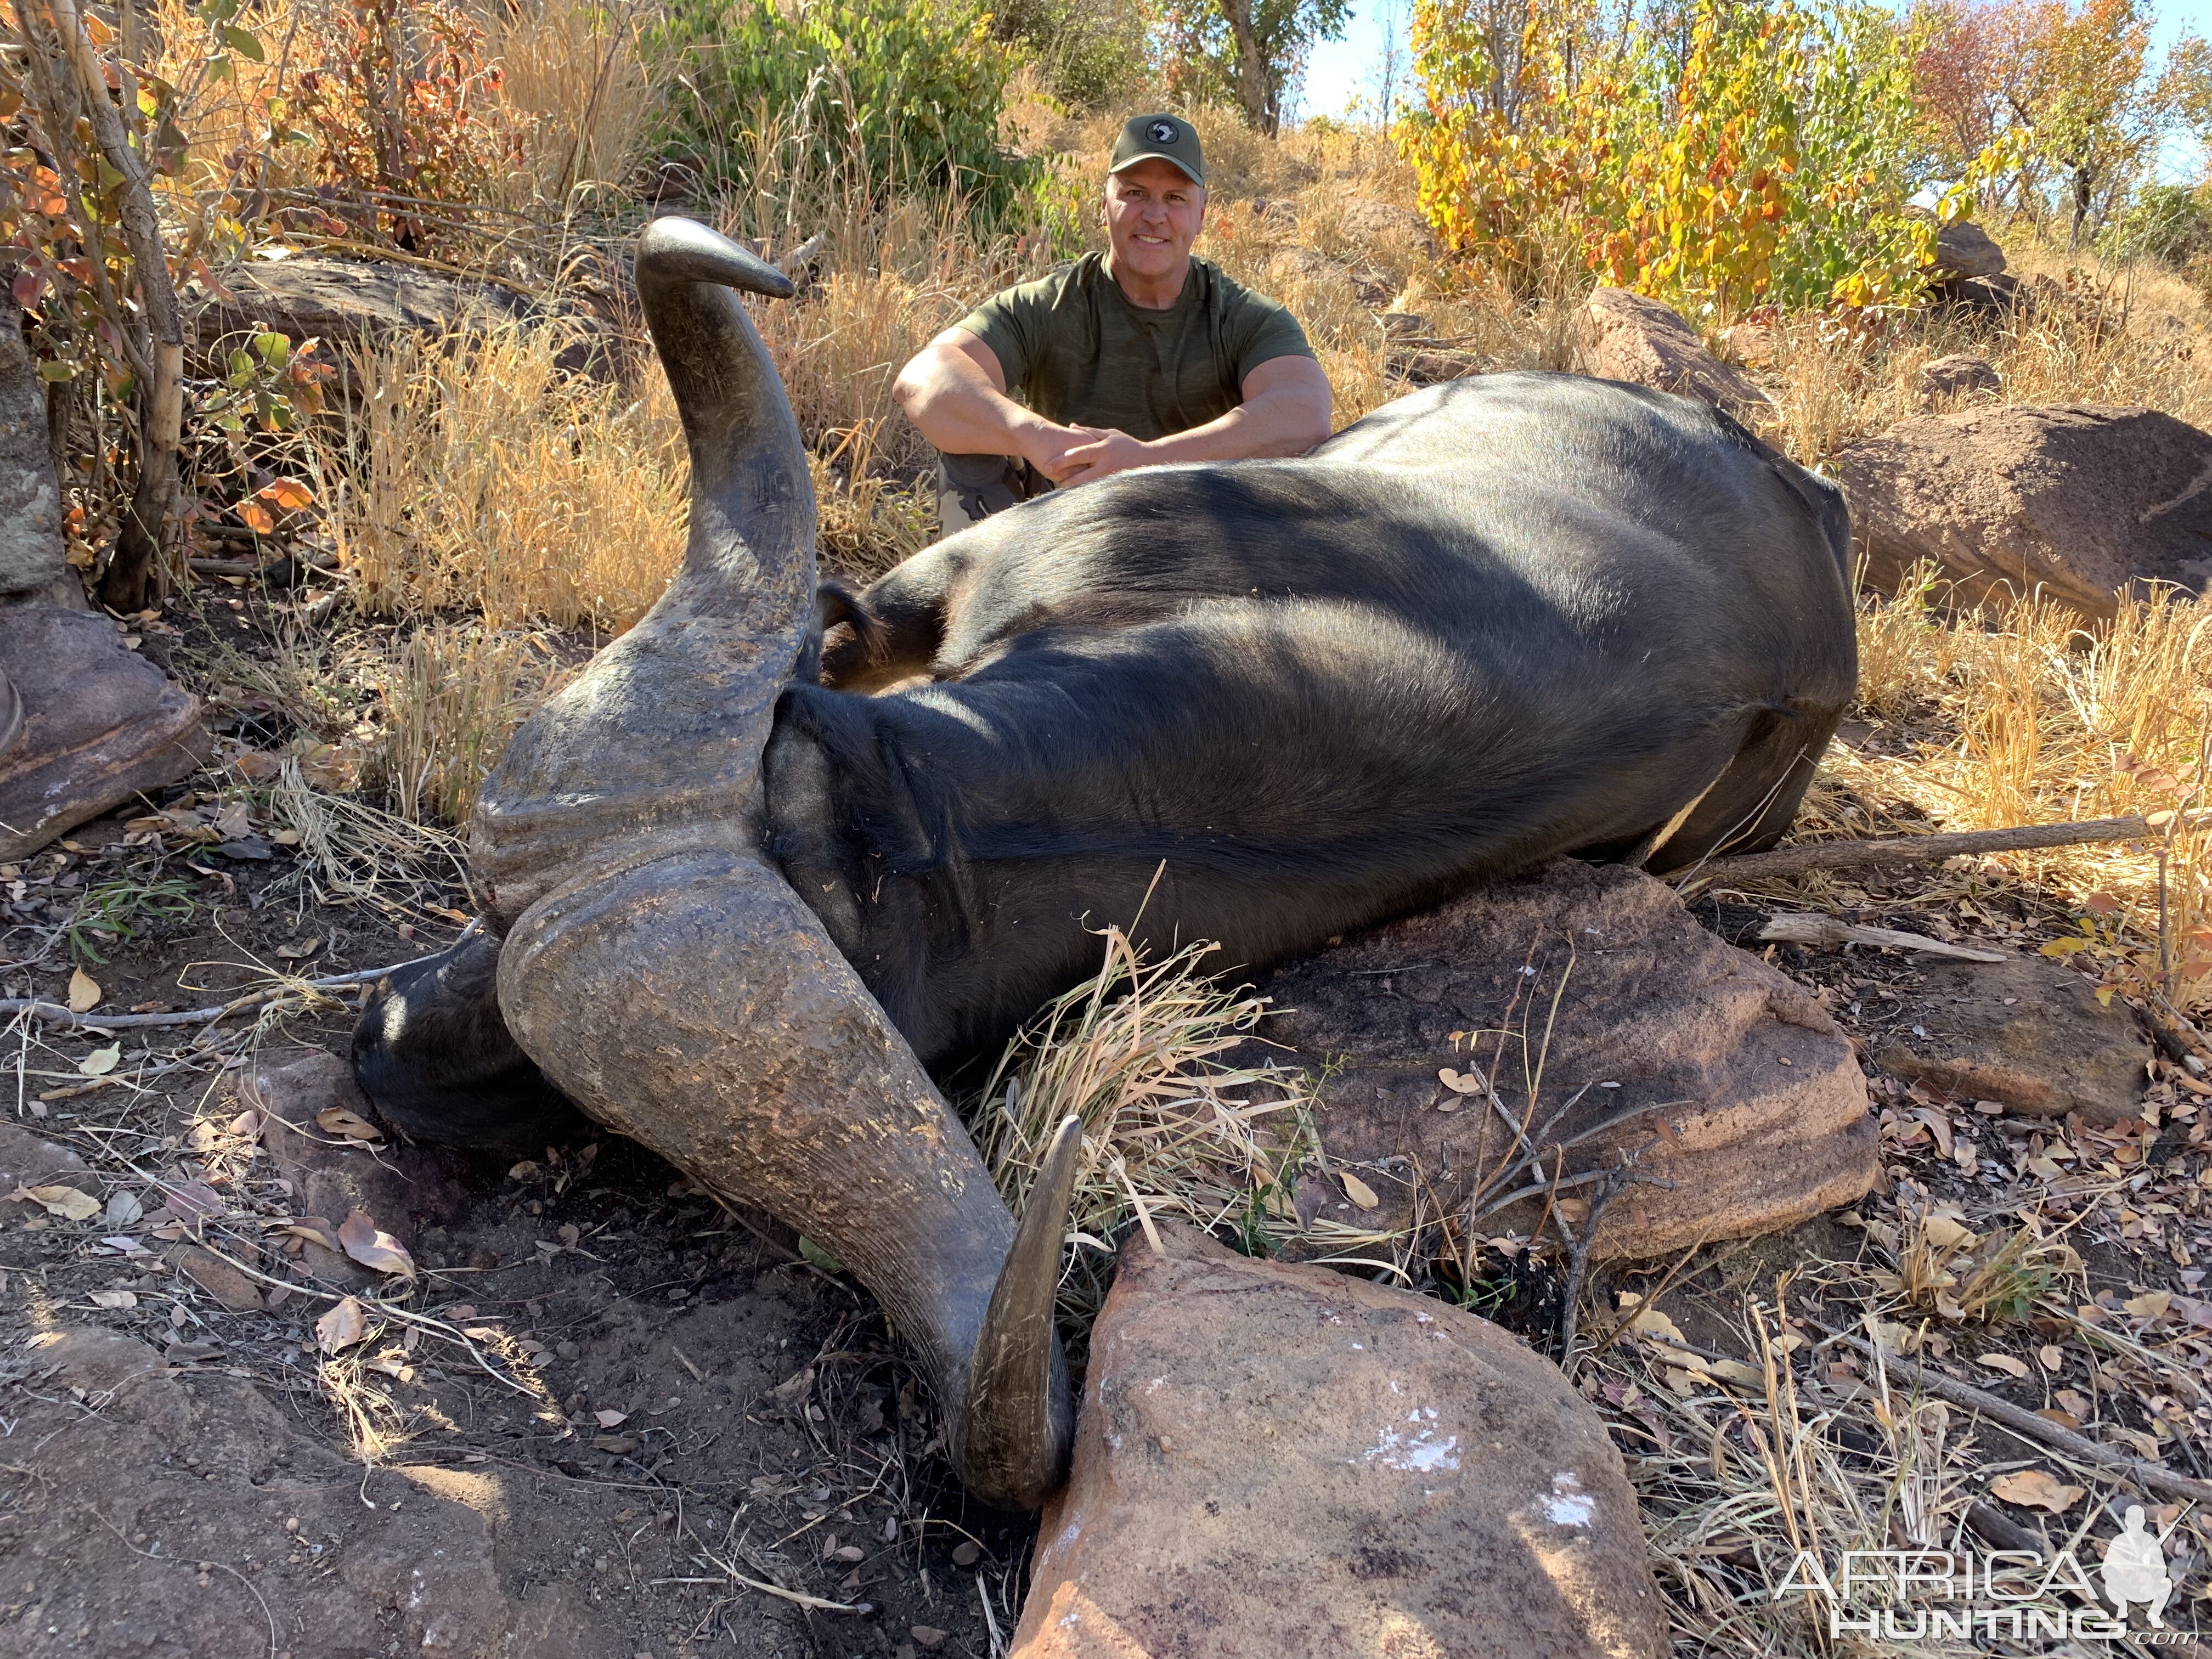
956,253,1315,442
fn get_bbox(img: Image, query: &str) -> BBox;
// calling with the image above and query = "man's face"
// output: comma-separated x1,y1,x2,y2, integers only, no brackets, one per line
1103,159,1205,283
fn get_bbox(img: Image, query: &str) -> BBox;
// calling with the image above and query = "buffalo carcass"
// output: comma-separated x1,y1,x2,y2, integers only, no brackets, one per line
352,218,1856,1509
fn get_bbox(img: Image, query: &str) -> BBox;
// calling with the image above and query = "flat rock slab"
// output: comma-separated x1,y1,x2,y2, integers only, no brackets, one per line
0,605,211,859
1246,861,1877,1260
1574,287,1768,424
1833,404,2212,618
1011,1223,1667,1659
200,254,527,350
0,1326,613,1657
1875,956,2149,1125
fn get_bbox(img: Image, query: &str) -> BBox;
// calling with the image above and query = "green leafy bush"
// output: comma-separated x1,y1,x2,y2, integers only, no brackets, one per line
645,0,1035,221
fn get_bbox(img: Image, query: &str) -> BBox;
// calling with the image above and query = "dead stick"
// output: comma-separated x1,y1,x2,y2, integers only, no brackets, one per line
0,936,473,1031
1682,810,2211,887
1804,1322,2212,1505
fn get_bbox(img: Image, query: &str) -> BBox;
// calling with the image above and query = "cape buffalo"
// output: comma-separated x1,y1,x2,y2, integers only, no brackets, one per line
353,218,1855,1507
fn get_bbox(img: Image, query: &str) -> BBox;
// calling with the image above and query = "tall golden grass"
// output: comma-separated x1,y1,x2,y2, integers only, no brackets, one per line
1785,575,2212,1013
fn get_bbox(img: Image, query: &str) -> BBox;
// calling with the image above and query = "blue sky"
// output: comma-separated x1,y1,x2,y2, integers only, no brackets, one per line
1300,0,2212,153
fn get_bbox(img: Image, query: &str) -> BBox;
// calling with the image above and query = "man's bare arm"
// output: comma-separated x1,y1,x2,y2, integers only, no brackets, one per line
1055,355,1333,487
891,329,1102,482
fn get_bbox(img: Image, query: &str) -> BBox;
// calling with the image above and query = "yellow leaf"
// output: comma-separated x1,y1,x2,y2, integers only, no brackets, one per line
2124,1291,2171,1322
13,1183,100,1221
1989,1469,2084,1514
1340,1172,1381,1210
66,967,100,1012
78,1042,121,1077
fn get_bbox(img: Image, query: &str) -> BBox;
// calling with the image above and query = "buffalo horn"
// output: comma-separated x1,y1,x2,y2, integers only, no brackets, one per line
472,219,1076,1509
959,1115,1085,1502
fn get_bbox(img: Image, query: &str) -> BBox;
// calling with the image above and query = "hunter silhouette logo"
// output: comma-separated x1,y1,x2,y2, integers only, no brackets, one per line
2105,1505,2179,1628
1149,121,1178,143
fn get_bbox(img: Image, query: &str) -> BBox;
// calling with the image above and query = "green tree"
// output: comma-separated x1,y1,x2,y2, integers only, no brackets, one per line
1155,0,1353,134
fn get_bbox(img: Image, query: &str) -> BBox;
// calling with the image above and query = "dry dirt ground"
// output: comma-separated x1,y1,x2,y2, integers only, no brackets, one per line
7,588,2212,1657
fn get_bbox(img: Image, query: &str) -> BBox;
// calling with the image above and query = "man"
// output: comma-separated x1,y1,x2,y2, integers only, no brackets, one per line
892,114,1334,531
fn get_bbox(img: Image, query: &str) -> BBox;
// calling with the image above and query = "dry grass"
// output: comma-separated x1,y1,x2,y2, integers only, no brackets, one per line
477,0,654,205
970,927,1414,1325
1785,576,2212,1013
363,623,575,824
324,319,687,630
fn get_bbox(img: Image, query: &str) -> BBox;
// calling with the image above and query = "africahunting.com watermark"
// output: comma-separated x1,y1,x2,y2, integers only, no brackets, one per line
1775,1506,2199,1645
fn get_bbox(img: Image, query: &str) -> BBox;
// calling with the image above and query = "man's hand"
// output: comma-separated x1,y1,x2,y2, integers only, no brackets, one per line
1051,428,1156,488
1020,422,1113,484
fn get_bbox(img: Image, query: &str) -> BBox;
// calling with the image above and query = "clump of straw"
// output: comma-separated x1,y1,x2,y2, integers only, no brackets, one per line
970,927,1322,1321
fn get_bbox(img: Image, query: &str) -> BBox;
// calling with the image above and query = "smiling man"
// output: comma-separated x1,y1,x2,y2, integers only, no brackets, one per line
893,114,1335,532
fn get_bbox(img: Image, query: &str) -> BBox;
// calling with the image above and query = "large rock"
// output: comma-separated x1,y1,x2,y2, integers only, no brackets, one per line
1918,353,2001,403
1876,956,2150,1125
1574,287,1769,424
1929,219,2006,280
1334,197,1442,256
1011,1223,1667,1659
1833,405,2212,618
1246,861,1877,1260
199,253,526,352
0,605,212,859
0,300,69,602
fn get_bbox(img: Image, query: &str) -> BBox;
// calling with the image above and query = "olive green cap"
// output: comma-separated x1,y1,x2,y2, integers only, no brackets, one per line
1109,114,1204,187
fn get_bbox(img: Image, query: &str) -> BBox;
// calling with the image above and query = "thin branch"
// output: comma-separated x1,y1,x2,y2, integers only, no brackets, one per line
1682,810,2212,888
0,939,465,1030
1804,1319,2212,1506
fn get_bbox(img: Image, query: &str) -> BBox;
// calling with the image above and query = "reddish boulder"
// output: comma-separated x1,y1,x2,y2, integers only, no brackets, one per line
1247,861,1877,1260
1833,405,2212,618
1575,288,1768,423
1011,1224,1667,1659
0,605,211,859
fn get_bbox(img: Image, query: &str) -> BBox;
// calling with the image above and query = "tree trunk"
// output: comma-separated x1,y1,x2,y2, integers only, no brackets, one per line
2067,161,2094,253
45,0,185,611
1218,0,1275,135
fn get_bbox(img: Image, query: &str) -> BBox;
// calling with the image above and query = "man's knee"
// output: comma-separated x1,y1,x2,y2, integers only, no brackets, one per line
936,453,1045,537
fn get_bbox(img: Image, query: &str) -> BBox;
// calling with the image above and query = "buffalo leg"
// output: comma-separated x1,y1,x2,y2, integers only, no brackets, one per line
351,934,589,1154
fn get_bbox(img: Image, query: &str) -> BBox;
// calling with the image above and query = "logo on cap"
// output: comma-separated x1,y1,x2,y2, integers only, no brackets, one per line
1148,120,1178,143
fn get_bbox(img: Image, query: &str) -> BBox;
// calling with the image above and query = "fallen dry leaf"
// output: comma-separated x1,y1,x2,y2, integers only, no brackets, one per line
13,1184,99,1222
911,1629,947,1650
211,801,251,840
316,1295,368,1354
65,968,100,1013
1990,1469,2084,1514
165,1182,224,1221
1339,1172,1381,1210
1436,1068,1483,1094
1920,1210,1974,1250
950,1541,981,1567
338,1209,415,1278
88,1289,137,1310
2124,1290,2172,1322
594,1409,628,1429
833,1545,864,1563
1977,1353,2032,1379
592,1434,638,1454
315,1107,383,1143
2038,1343,2064,1371
77,1043,121,1077
279,1217,342,1252
103,1190,142,1229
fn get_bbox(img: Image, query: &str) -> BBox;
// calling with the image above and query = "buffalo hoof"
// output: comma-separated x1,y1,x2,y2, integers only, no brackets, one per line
351,933,590,1155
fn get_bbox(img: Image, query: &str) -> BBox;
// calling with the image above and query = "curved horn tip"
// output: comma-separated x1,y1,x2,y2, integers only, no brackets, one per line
636,215,798,302
958,1115,1086,1509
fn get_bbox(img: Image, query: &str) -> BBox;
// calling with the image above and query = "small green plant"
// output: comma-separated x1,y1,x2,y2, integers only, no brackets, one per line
66,877,199,963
